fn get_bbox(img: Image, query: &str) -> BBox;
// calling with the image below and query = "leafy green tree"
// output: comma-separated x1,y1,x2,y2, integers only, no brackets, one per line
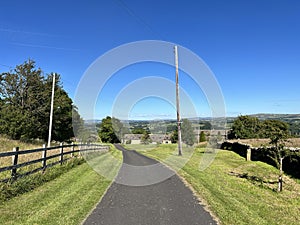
98,116,121,143
200,131,206,142
230,115,261,139
261,120,289,140
0,60,46,140
72,105,85,139
217,131,223,141
131,127,146,134
200,121,212,130
0,105,29,140
0,60,78,142
170,128,178,143
167,124,177,133
141,132,152,144
38,73,78,142
112,117,125,142
52,88,74,142
230,115,292,141
263,120,290,191
181,119,195,146
131,125,150,135
289,121,300,137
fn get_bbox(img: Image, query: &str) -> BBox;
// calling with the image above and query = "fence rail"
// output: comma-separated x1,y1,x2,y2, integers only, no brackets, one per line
0,143,109,182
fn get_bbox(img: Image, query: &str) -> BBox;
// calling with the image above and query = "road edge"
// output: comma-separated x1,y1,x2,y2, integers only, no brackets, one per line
137,150,221,225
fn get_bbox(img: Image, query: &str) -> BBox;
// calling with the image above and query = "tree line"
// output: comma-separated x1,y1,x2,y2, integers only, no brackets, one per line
0,60,83,142
98,116,198,146
228,115,290,139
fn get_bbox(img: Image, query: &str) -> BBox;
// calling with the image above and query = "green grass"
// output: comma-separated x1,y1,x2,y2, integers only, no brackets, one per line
82,143,123,182
139,144,300,225
0,163,110,225
0,145,123,225
0,158,85,202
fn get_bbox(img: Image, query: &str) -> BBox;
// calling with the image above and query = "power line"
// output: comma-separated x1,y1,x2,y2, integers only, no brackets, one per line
0,63,13,69
114,0,165,40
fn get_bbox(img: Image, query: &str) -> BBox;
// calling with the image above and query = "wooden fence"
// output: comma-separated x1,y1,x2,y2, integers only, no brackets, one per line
0,143,109,182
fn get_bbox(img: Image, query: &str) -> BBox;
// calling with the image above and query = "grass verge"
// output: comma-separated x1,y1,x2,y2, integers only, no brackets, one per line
0,157,85,202
139,144,300,225
0,145,122,225
0,162,110,225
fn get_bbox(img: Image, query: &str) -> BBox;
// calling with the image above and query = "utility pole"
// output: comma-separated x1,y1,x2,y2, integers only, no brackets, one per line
47,73,56,147
174,46,182,156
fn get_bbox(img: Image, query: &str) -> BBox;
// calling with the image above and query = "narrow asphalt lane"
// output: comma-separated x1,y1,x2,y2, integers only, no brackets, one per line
83,144,217,225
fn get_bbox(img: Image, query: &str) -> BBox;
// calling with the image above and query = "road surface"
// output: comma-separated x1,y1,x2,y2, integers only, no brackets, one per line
83,144,217,225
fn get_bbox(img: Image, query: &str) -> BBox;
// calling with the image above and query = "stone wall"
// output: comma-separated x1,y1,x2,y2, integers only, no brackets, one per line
220,141,300,178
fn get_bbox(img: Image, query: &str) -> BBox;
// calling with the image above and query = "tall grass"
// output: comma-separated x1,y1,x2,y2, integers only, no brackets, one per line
0,136,42,152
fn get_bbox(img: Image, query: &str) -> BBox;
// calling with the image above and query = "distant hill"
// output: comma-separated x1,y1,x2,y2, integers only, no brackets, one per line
83,113,300,137
248,113,300,122
85,113,300,125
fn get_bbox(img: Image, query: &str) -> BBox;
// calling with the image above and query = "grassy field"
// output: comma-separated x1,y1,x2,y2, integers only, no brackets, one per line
139,144,300,225
0,137,42,153
0,145,122,225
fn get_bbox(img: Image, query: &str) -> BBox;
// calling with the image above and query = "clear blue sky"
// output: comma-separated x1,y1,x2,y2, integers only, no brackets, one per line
0,0,299,120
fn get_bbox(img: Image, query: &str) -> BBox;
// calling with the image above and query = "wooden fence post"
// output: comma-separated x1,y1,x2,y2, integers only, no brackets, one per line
71,142,74,157
85,142,88,156
246,148,251,161
60,143,64,165
78,142,82,157
11,147,19,179
42,144,47,171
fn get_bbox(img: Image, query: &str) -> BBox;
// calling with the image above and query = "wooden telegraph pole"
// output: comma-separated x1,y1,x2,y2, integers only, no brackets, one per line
174,46,182,156
47,73,55,147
